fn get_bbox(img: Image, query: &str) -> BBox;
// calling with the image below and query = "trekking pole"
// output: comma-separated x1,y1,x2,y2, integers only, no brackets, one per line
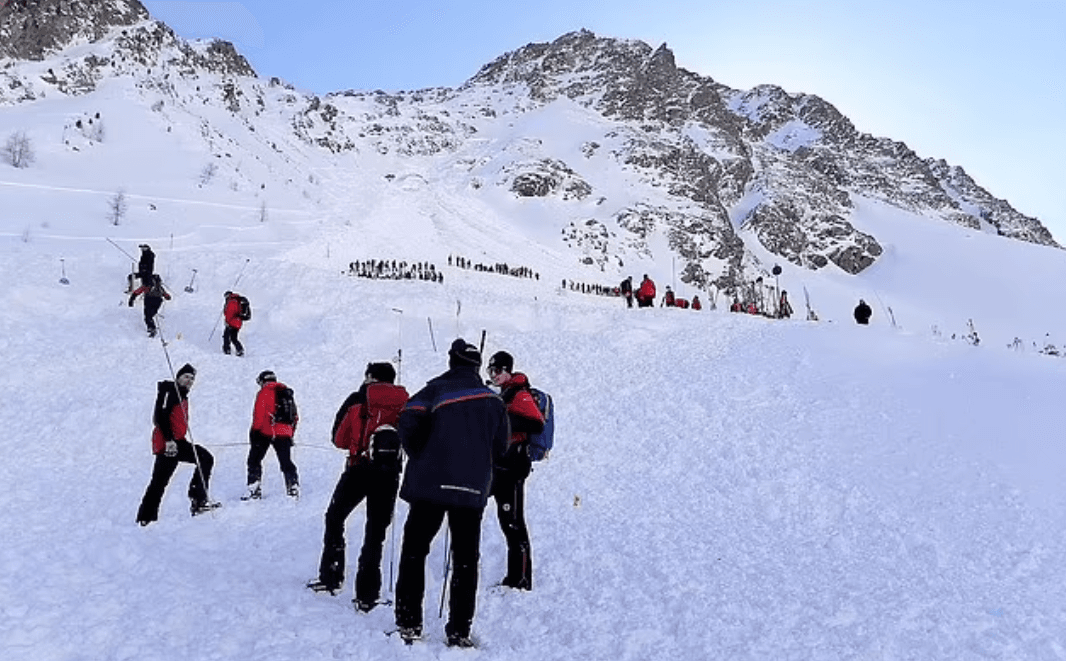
156,318,214,504
208,259,251,342
438,526,451,618
427,317,438,352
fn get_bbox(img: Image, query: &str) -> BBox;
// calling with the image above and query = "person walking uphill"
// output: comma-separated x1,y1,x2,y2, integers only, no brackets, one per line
222,291,248,356
307,362,408,611
128,274,171,338
854,299,872,325
242,370,300,501
136,364,219,525
137,244,155,286
392,339,510,648
486,350,545,591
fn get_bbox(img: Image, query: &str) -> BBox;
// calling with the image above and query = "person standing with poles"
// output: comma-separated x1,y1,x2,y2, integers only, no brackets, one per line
392,340,509,647
128,274,171,338
135,363,219,525
307,362,408,611
222,291,248,356
485,350,545,591
242,370,300,500
137,244,156,286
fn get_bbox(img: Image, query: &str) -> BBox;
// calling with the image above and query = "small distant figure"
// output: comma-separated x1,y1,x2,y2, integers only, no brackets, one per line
243,370,300,501
636,274,656,308
730,298,742,312
128,274,171,338
854,299,872,325
778,291,793,319
620,276,634,308
661,286,675,307
137,244,155,286
692,295,702,311
223,291,248,356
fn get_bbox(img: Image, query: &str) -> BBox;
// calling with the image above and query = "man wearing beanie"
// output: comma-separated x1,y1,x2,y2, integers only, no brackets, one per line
392,339,509,647
486,349,545,591
307,361,408,611
136,364,219,524
242,370,300,501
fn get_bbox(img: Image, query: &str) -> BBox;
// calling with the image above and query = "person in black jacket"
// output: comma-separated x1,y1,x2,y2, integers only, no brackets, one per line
854,299,873,325
137,244,156,286
392,339,510,648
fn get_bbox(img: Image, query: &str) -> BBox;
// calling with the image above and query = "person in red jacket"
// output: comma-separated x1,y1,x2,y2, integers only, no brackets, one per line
136,364,218,525
308,362,409,611
222,291,245,356
636,274,656,308
692,295,702,311
486,350,545,591
242,370,300,500
661,286,676,307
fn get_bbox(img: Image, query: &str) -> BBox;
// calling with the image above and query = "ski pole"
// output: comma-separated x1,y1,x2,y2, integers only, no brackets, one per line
106,237,137,262
156,318,214,504
438,526,451,618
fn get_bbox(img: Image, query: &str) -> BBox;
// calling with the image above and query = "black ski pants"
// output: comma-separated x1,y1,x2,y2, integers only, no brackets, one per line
222,325,244,355
246,429,298,488
143,295,163,334
394,501,484,639
317,461,400,603
136,439,214,523
492,466,532,589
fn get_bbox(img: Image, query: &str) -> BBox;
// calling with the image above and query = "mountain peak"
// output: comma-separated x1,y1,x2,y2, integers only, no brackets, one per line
0,0,149,60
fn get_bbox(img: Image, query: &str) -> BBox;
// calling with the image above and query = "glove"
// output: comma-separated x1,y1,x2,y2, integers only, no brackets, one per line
164,440,178,457
128,297,135,307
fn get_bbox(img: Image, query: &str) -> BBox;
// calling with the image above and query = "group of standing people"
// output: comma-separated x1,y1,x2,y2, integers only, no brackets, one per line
136,337,549,649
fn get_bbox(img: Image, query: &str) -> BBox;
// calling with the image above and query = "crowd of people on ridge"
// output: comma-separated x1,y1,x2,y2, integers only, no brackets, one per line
347,260,443,283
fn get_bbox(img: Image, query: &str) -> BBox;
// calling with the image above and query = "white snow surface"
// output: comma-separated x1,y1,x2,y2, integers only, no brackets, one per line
3,65,1066,661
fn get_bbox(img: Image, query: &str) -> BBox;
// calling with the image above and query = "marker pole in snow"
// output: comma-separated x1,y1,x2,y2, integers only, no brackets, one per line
427,317,438,352
59,259,69,285
208,259,251,342
157,319,214,504
392,308,403,387
184,269,197,293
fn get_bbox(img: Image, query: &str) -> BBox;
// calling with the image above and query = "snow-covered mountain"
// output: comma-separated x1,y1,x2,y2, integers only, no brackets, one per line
0,1,1056,296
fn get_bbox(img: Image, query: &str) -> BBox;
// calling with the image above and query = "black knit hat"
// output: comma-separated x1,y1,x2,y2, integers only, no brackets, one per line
256,370,277,385
177,363,196,378
487,350,513,374
365,362,396,384
448,338,481,368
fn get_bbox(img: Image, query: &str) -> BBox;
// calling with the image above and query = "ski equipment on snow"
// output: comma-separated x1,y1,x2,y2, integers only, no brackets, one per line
527,387,555,461
59,258,69,285
184,269,197,293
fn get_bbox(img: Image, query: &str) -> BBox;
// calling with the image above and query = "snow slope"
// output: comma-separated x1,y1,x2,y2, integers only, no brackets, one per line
3,64,1066,660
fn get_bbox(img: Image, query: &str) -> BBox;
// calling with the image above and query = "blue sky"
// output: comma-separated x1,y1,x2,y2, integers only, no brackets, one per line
141,0,1066,241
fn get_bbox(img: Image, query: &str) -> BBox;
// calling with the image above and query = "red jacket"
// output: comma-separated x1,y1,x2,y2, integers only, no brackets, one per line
224,294,243,329
251,381,297,438
498,373,545,446
151,381,189,454
334,382,410,460
637,277,656,301
692,297,702,310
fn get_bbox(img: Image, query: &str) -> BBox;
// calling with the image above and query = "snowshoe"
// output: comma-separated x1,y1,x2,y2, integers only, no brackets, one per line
306,579,341,596
190,500,222,516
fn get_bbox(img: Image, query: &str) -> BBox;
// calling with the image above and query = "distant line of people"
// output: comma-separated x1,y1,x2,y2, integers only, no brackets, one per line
449,254,539,280
348,260,443,283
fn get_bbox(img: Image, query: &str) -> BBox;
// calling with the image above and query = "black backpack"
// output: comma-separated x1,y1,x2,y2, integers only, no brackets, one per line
368,427,402,471
273,386,298,425
236,295,252,320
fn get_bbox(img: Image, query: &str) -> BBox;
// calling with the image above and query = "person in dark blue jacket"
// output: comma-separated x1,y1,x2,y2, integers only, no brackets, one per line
392,339,510,648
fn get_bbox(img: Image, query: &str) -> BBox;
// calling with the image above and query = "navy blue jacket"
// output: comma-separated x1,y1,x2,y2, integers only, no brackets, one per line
397,365,509,509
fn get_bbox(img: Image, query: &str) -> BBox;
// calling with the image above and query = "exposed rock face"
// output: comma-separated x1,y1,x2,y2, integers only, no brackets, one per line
0,20,1055,292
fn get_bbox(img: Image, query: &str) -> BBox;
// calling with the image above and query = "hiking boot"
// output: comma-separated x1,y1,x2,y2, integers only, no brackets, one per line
446,633,476,648
286,483,300,498
353,598,376,613
306,579,341,595
397,626,422,645
190,500,221,516
241,483,262,501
